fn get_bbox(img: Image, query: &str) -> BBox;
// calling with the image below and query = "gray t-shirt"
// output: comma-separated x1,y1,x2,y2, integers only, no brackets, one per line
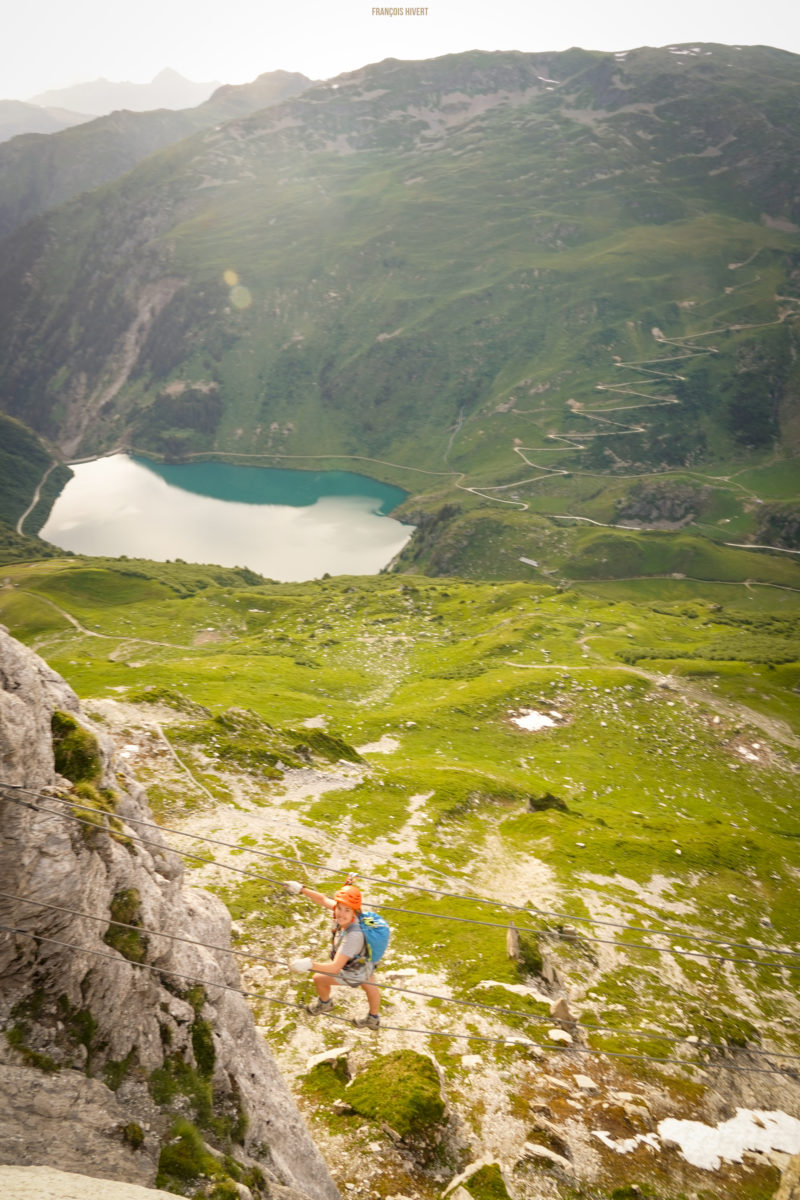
333,922,366,965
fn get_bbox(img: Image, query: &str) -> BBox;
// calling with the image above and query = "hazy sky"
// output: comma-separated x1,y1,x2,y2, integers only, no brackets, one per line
7,0,799,101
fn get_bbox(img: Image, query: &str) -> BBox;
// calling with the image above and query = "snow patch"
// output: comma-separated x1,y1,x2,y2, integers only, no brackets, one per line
658,1109,800,1170
593,1130,660,1154
357,734,400,754
511,709,564,731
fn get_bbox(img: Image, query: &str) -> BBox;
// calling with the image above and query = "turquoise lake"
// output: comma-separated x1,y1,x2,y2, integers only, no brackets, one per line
40,454,413,581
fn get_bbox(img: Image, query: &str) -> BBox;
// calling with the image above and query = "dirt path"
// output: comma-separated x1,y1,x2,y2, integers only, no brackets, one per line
14,588,194,651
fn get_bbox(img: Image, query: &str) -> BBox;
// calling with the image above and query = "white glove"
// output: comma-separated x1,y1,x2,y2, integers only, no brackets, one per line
289,956,313,973
284,881,303,895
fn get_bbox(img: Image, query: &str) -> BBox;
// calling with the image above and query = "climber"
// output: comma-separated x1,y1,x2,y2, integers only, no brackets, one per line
283,879,381,1030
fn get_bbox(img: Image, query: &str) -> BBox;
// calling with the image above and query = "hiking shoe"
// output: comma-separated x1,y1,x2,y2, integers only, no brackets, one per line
352,1013,380,1031
305,998,334,1016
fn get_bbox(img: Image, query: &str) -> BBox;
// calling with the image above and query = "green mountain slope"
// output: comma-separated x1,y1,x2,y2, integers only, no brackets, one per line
1,554,798,1199
1,46,798,578
0,70,312,240
0,413,71,560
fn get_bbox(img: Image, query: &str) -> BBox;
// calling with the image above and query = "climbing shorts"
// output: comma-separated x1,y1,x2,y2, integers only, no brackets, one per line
330,960,376,988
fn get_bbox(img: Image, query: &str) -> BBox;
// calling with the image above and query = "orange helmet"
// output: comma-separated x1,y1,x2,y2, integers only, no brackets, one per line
333,883,362,912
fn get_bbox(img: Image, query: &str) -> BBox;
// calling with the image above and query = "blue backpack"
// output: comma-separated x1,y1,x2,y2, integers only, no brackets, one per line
358,911,390,964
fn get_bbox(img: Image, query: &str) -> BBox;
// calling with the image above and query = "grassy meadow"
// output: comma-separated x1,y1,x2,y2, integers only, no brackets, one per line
1,552,798,1196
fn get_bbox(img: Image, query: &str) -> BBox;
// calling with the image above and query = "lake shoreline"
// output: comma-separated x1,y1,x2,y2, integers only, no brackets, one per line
40,454,415,582
61,444,452,507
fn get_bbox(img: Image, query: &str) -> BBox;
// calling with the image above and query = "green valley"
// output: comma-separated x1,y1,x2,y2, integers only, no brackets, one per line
0,44,798,580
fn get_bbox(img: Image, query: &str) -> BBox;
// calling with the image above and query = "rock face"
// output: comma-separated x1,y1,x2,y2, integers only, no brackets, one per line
0,626,338,1200
0,1163,184,1200
776,1154,800,1200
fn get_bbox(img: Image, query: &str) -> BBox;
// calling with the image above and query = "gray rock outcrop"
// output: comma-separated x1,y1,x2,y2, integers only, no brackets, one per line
776,1154,800,1200
0,626,338,1200
0,1163,183,1200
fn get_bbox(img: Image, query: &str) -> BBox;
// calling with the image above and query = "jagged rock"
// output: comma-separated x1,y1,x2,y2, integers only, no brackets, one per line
307,1046,350,1071
549,996,574,1022
541,956,561,986
527,1116,573,1160
0,1163,182,1200
573,1074,598,1093
0,1063,158,1184
776,1154,800,1200
443,1157,500,1195
623,1101,651,1125
547,1028,573,1045
506,922,520,959
542,1074,571,1091
520,1142,574,1173
0,628,337,1200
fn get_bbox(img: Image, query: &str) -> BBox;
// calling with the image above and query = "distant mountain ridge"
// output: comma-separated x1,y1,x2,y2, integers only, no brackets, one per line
0,70,313,241
0,100,92,143
30,67,221,116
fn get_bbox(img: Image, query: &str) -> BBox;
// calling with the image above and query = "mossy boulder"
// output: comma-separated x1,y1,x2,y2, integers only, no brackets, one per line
284,726,364,764
192,1016,216,1076
303,1054,351,1103
104,888,148,963
517,931,544,977
156,1118,260,1197
51,710,102,784
526,792,568,813
156,1118,223,1191
465,1163,512,1200
122,1121,145,1149
346,1050,445,1143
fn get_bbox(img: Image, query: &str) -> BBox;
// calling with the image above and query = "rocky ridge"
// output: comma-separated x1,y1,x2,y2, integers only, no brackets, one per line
0,625,338,1200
